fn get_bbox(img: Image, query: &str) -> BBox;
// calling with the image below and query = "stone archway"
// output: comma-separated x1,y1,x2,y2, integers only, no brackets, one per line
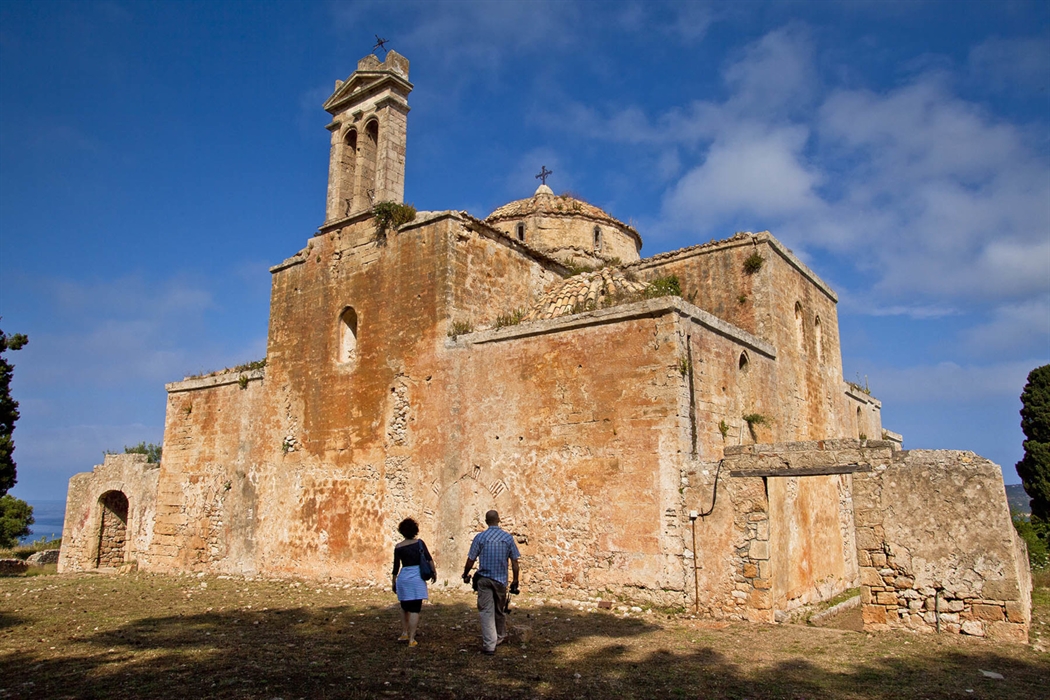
96,491,129,567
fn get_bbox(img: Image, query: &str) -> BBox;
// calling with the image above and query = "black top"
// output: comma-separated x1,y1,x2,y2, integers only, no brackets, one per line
392,539,433,576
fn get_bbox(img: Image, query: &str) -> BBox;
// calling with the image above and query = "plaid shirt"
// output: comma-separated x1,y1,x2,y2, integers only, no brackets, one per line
468,526,520,585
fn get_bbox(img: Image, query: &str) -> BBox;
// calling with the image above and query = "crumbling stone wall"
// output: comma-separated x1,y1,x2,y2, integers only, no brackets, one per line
59,454,159,573
854,449,1030,642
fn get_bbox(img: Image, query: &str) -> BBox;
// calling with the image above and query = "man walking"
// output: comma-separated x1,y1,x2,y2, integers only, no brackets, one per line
462,510,520,655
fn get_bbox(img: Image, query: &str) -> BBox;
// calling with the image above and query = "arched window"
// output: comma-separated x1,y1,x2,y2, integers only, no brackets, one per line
814,316,823,362
593,226,602,251
857,406,863,438
345,128,358,151
516,223,525,242
353,119,380,212
97,490,129,568
739,351,749,371
338,307,358,365
794,302,805,351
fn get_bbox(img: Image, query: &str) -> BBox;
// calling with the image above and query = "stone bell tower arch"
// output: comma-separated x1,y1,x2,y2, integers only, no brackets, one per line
323,51,412,223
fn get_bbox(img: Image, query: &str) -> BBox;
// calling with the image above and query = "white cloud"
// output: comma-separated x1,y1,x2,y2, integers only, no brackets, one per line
962,297,1050,358
969,35,1050,93
871,359,1040,404
662,125,824,228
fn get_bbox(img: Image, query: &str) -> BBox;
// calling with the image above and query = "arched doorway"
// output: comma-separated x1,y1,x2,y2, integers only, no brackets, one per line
96,491,129,567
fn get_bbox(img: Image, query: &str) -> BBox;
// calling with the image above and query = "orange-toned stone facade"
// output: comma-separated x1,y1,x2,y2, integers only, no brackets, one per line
61,52,1029,640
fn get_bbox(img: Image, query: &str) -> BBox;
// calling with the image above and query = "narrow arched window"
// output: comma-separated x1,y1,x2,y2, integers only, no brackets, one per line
593,226,602,251
814,316,823,362
794,302,805,351
739,351,749,371
338,307,358,366
516,223,525,242
857,406,863,438
365,118,378,145
345,128,358,151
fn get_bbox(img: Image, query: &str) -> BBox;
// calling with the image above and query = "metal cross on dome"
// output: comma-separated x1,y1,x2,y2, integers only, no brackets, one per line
536,165,553,186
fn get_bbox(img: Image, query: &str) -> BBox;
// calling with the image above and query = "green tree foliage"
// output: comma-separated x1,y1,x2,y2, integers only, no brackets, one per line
0,323,33,548
0,494,34,548
124,442,162,463
1,324,29,496
1017,364,1050,523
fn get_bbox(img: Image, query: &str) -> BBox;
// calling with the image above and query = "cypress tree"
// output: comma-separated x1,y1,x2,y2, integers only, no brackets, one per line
1017,364,1050,524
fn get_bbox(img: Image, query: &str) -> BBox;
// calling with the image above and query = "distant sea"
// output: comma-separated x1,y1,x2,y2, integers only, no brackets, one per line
18,500,66,545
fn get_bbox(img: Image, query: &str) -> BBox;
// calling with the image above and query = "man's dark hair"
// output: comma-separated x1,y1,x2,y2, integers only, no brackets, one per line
398,518,419,539
485,510,499,526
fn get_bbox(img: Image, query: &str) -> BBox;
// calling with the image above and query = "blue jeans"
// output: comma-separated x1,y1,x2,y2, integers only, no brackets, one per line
475,576,507,651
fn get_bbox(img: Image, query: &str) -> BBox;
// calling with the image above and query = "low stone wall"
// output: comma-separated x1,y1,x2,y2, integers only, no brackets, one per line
0,559,28,575
854,449,1030,642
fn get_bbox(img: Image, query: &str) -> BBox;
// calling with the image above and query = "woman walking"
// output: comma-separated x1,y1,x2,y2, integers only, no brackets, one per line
392,517,437,647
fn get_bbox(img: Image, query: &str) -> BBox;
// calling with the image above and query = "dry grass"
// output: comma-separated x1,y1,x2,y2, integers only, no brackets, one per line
1,572,1048,699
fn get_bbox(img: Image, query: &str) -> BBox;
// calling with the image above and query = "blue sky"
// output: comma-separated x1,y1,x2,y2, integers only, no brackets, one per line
1,0,1047,501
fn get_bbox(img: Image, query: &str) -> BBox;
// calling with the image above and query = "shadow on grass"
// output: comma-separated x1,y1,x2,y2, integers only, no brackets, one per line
1,600,1047,699
0,610,24,631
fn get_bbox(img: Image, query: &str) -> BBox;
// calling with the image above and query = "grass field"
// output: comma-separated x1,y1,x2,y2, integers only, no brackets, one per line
1,571,1048,699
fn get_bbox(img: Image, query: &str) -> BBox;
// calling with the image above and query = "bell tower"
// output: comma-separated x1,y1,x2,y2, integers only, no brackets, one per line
322,51,412,223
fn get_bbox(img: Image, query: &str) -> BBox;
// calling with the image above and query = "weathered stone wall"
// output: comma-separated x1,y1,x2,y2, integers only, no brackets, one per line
147,369,267,573
634,232,866,446
698,441,865,621
854,449,1031,642
58,454,159,573
446,216,563,332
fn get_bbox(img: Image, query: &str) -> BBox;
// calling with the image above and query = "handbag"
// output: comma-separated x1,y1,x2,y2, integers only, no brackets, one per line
417,540,434,581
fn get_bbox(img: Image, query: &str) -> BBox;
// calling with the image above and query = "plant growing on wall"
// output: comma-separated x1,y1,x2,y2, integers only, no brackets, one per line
718,420,730,439
372,201,416,243
644,275,681,299
743,252,764,274
742,413,771,441
494,309,526,329
447,320,473,339
677,356,691,376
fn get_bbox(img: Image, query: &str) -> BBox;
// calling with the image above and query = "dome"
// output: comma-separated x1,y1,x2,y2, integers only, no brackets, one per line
486,185,642,264
487,186,638,238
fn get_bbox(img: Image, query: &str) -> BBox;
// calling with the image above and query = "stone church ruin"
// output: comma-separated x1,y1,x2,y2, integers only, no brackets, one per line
60,51,1031,641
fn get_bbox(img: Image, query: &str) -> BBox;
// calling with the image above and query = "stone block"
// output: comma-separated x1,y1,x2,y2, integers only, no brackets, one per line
869,551,887,567
971,604,1004,622
855,527,880,550
742,563,757,578
982,579,1020,601
1005,601,1026,624
747,589,772,610
857,550,871,567
862,605,887,625
986,621,1028,643
860,567,883,587
960,620,985,637
875,592,898,606
893,576,914,589
748,540,769,560
753,578,771,590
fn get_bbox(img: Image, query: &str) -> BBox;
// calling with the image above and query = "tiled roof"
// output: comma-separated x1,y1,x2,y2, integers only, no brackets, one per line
523,267,650,321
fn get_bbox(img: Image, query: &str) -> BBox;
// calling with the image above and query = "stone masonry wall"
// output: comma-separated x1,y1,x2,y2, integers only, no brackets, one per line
59,454,159,573
854,449,1031,642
